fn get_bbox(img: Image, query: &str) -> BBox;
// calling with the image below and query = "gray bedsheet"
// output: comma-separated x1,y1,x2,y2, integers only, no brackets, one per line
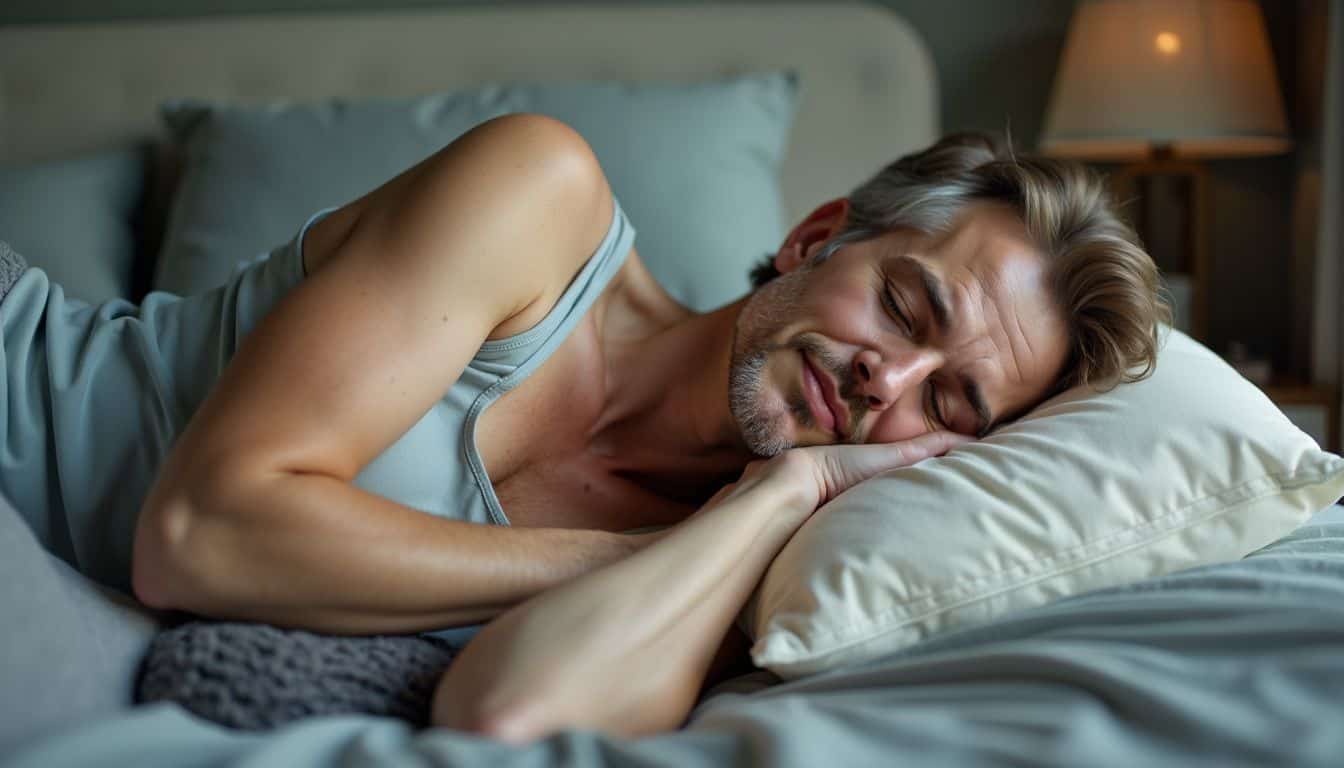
9,506,1344,768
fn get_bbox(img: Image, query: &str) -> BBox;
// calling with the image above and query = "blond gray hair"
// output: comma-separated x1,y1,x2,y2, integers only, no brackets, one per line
751,132,1170,393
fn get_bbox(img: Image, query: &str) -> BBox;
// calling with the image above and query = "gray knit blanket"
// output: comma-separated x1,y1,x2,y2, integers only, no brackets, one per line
0,241,28,302
137,622,459,730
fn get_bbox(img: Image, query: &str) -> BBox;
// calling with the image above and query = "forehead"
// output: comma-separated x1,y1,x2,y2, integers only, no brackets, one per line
875,202,1041,274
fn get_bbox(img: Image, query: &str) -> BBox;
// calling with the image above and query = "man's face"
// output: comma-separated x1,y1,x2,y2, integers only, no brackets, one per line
729,200,1069,456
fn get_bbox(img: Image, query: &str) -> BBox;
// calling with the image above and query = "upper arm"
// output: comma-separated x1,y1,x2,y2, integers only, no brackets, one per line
155,114,614,495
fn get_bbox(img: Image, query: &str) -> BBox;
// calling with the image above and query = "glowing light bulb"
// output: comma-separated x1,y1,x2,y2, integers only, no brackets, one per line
1155,32,1181,55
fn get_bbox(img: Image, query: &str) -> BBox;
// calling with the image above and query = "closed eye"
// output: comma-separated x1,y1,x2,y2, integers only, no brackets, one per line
883,281,949,429
881,282,912,334
927,382,949,429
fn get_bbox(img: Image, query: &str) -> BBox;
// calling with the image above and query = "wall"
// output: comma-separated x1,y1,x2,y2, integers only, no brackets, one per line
0,0,1078,142
0,0,1306,375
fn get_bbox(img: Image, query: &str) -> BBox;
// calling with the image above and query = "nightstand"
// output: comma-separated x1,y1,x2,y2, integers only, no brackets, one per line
1262,383,1340,453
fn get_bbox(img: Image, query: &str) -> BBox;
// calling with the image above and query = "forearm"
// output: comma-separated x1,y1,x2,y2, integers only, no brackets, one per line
132,471,637,634
433,472,812,740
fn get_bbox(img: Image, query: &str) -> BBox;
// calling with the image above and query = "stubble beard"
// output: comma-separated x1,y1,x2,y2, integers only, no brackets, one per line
728,264,819,457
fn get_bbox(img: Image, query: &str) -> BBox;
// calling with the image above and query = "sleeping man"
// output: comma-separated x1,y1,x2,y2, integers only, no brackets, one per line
0,114,1167,740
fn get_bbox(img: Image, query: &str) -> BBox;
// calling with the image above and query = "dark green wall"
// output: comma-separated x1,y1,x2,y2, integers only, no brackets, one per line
1,0,1306,375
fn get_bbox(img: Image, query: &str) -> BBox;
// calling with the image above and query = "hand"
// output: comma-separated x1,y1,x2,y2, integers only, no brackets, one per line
740,430,974,518
801,430,974,506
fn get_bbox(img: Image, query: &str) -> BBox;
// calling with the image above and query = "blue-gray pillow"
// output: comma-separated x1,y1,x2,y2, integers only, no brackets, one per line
155,72,798,311
0,148,145,304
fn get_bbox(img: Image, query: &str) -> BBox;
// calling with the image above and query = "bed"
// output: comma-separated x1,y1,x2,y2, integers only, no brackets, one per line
2,3,1344,766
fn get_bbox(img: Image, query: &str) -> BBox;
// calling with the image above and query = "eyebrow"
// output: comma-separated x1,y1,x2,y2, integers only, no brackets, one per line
892,254,995,437
897,254,951,333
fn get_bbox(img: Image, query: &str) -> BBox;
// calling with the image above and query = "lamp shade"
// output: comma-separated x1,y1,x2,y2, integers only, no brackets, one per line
1040,0,1291,159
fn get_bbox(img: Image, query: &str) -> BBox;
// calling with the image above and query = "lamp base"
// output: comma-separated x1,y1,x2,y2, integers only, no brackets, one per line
1110,155,1210,342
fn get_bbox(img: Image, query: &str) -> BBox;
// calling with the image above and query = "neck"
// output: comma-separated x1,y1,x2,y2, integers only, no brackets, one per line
587,295,759,500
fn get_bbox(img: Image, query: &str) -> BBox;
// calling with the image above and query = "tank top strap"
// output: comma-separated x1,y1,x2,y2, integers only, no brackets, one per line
455,196,635,528
468,196,635,374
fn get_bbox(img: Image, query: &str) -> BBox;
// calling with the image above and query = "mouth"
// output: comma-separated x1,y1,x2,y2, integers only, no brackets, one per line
801,351,848,440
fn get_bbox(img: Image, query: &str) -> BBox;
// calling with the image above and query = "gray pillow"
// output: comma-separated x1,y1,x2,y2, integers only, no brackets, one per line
0,492,161,754
0,147,145,304
155,72,798,311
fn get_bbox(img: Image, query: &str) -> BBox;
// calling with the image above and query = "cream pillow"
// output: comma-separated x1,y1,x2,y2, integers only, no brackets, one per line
741,328,1344,679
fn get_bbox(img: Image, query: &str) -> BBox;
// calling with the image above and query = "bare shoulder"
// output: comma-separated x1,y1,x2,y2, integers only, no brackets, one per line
301,113,615,343
164,114,618,484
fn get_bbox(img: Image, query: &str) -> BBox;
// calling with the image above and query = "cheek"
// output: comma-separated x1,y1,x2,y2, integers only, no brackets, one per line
808,281,882,340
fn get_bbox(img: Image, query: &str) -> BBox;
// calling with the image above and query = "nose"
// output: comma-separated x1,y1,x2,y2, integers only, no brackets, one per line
852,344,942,412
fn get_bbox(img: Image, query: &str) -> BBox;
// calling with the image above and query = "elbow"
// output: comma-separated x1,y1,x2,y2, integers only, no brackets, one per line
430,640,550,742
131,487,198,611
473,709,547,745
132,472,238,613
435,690,548,745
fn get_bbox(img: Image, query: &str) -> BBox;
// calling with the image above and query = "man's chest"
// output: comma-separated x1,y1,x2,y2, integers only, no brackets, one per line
473,315,695,531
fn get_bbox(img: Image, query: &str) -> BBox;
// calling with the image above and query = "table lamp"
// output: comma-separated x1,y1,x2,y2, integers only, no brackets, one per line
1038,0,1291,342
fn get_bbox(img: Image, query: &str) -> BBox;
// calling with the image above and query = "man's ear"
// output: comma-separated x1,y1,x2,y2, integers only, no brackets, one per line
773,197,851,274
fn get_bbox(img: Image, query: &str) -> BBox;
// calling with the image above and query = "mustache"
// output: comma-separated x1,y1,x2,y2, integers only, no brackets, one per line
794,334,865,441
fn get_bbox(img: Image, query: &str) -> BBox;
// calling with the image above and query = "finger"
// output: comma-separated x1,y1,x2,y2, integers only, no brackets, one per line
922,430,976,456
813,431,972,498
852,430,971,468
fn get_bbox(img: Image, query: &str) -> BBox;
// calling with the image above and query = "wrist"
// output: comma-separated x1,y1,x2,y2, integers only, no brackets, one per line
753,452,823,510
731,468,818,534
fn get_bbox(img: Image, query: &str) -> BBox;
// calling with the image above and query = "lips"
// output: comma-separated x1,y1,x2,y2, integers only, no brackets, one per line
802,352,848,440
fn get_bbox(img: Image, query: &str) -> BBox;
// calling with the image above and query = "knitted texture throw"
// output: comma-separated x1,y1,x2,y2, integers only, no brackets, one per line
0,241,28,301
137,622,459,730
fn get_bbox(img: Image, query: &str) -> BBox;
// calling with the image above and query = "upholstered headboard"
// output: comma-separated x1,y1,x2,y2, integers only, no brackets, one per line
0,2,938,222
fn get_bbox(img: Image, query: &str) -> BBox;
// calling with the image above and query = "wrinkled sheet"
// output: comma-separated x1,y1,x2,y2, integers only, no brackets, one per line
9,507,1344,768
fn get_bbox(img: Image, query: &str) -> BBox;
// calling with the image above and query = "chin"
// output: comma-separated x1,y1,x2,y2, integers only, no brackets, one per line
730,342,818,457
761,407,803,457
730,389,797,457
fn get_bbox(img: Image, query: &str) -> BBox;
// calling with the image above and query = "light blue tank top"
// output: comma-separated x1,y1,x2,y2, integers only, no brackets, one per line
350,199,635,526
0,199,634,594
